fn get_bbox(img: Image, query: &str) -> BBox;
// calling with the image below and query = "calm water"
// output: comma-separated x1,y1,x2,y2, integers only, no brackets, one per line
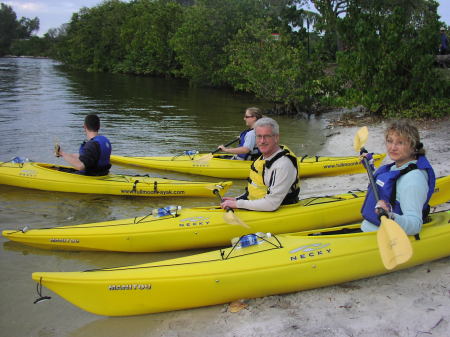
0,57,328,336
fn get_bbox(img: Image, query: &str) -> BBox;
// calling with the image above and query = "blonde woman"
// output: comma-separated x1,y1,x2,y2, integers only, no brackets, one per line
361,120,436,235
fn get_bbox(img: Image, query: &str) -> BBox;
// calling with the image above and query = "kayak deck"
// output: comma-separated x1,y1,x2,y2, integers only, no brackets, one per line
31,210,450,316
110,153,387,179
3,175,449,252
0,161,232,197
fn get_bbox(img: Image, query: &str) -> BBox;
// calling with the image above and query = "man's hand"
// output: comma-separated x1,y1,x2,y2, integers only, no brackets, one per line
221,197,237,210
54,144,61,157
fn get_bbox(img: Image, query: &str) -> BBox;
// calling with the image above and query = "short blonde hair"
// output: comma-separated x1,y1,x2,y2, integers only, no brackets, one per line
385,120,425,156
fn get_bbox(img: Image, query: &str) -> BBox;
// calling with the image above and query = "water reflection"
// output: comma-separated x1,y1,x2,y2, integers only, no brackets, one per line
69,305,223,337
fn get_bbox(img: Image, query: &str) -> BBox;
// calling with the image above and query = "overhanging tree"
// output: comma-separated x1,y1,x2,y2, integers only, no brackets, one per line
336,0,448,116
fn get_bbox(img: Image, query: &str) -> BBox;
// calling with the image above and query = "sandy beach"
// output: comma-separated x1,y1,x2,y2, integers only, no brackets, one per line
151,117,450,337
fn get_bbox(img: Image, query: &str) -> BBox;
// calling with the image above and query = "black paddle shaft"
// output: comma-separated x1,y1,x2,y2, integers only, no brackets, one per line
361,147,390,219
213,189,234,213
360,147,381,201
211,137,240,155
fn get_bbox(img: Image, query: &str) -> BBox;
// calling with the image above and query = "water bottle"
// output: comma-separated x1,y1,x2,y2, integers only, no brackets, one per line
152,207,171,217
255,232,267,243
231,232,271,248
11,157,29,164
240,234,258,247
166,205,181,215
183,150,199,156
152,205,181,217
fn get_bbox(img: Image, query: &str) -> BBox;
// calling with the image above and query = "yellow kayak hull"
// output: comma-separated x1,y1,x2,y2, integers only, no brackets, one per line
0,162,232,197
110,153,386,179
31,210,450,316
4,175,449,253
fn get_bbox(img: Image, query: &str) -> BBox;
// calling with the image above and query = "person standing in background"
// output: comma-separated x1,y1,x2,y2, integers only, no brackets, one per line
439,27,448,55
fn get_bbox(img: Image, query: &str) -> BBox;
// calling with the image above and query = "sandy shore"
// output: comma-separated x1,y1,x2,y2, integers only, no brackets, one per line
153,118,450,337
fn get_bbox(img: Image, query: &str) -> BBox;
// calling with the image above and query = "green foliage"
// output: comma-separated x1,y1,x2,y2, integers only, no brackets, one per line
17,17,40,38
383,99,450,119
170,0,263,86
2,0,447,119
0,3,39,56
224,19,325,112
59,0,130,71
9,36,51,57
0,3,17,55
336,0,447,116
115,0,184,76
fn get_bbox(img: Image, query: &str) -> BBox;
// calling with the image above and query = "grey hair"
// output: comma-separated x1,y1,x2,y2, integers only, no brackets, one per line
254,117,279,135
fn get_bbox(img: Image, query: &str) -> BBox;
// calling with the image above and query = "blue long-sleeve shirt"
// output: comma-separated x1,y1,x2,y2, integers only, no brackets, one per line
361,160,429,235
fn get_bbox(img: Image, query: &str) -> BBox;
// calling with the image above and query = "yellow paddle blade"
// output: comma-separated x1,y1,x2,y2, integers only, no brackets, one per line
223,211,250,228
353,126,369,152
377,216,413,270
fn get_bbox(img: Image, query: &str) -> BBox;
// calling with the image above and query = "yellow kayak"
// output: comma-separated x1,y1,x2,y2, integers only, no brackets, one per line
4,175,449,252
31,210,450,316
0,161,232,197
110,153,386,179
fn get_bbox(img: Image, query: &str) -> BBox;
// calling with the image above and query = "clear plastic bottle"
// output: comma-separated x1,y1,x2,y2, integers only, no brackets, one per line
152,207,170,217
183,150,199,156
11,157,29,164
230,233,270,249
166,205,181,215
152,205,181,217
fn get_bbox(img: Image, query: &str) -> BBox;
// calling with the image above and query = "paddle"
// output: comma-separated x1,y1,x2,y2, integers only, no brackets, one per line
354,127,413,270
196,137,240,162
213,189,250,228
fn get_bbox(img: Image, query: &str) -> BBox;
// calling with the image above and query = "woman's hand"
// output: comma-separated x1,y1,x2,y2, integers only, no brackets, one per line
375,200,394,219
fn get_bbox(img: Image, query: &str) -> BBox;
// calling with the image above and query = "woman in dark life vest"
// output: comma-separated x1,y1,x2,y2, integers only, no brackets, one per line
361,120,435,235
217,107,263,160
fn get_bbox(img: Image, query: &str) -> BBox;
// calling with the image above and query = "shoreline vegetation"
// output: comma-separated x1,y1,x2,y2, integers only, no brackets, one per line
1,1,449,119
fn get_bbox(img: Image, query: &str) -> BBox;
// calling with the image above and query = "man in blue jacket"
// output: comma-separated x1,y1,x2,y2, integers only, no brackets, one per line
56,114,112,176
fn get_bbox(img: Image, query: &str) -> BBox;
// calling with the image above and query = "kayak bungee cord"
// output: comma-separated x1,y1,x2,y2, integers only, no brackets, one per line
222,233,283,260
9,211,179,233
301,192,363,206
80,236,283,273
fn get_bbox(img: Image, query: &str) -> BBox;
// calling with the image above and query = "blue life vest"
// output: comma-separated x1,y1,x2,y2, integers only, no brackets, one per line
79,135,112,174
361,155,435,226
237,129,261,160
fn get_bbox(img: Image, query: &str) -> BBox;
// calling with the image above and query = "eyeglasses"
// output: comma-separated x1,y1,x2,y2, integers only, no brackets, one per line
256,134,274,140
244,115,255,118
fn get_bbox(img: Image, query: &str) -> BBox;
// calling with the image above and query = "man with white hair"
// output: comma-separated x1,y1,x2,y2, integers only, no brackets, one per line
220,117,299,211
